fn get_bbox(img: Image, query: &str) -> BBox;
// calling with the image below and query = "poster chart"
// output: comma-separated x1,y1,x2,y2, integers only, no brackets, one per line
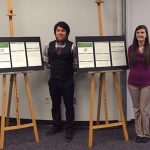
0,37,44,73
75,36,128,72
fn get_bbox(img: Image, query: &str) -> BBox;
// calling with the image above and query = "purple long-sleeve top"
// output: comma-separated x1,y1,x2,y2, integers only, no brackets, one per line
128,45,150,87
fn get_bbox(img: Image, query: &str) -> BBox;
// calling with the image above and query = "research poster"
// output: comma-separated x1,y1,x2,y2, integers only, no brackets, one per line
76,36,128,72
77,42,94,68
0,37,44,73
0,42,11,68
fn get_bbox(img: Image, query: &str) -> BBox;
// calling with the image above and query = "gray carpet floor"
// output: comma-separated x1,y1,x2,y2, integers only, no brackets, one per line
3,124,150,150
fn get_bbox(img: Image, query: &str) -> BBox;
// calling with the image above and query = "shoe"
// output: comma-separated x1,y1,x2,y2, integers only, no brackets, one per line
65,128,73,142
135,136,143,143
142,137,150,143
46,126,62,135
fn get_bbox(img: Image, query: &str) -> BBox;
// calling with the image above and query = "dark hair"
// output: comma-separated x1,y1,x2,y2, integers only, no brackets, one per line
130,25,150,66
54,21,70,36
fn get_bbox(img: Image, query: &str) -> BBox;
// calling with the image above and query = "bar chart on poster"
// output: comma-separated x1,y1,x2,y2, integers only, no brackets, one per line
0,37,44,73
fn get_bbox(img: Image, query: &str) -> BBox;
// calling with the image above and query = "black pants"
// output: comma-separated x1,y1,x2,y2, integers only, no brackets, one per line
48,77,74,129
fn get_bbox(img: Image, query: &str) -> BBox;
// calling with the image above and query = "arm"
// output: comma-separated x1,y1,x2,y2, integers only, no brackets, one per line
71,44,77,72
128,45,132,68
42,44,50,68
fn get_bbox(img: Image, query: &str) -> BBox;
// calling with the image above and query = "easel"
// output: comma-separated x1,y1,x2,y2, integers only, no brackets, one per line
0,0,39,149
88,0,129,148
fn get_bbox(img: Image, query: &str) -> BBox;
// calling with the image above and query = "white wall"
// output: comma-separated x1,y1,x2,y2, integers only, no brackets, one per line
0,0,123,121
126,0,150,120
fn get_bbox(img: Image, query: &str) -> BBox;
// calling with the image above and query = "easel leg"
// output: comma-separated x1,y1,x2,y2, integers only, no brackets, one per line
24,73,39,143
113,72,129,141
0,75,7,150
14,74,21,125
89,73,95,148
103,73,109,124
6,74,14,126
96,73,104,125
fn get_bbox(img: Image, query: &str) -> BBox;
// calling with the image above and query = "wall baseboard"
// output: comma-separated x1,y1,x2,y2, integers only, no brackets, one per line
1,117,135,128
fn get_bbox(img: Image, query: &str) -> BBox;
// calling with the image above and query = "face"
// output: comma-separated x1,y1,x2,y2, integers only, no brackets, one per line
136,28,147,43
55,26,67,42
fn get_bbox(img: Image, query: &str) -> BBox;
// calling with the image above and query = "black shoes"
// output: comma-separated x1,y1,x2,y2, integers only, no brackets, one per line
46,126,74,142
142,137,150,143
46,126,62,135
135,136,143,143
135,136,150,143
65,128,73,142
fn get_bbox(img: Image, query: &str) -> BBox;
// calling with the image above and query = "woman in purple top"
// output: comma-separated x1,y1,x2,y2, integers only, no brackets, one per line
128,25,150,143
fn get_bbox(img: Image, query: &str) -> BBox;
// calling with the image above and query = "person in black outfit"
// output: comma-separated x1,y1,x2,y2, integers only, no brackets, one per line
43,21,76,142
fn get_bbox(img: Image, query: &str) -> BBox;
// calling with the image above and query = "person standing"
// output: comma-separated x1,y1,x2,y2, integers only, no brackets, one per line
43,21,76,142
128,25,150,143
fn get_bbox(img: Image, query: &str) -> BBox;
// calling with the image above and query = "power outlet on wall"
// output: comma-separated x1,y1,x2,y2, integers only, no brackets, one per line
45,97,50,104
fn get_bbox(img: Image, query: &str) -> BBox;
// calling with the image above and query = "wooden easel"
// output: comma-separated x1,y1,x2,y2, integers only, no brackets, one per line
0,0,39,149
88,0,129,148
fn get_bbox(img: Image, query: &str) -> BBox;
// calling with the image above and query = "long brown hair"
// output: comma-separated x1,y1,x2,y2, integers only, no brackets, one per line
130,25,150,67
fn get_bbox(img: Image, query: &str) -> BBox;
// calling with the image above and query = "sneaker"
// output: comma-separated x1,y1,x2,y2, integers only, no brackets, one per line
65,128,73,142
135,136,143,143
142,137,150,143
46,126,62,135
